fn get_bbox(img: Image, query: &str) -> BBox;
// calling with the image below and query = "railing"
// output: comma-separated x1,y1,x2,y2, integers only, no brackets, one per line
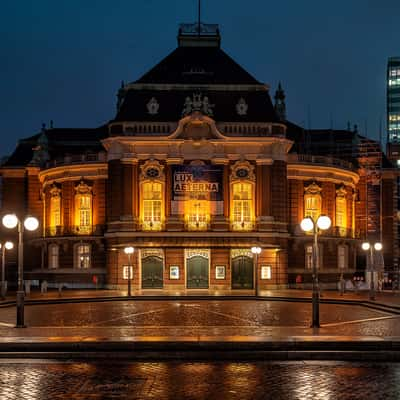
45,225,105,237
287,154,355,171
44,152,107,169
217,123,285,137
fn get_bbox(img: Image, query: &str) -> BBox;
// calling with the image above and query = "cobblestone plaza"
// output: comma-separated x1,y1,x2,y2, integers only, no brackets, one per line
0,360,399,399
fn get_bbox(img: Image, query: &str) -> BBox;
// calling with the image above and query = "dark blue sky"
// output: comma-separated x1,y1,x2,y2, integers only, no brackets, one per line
1,0,399,156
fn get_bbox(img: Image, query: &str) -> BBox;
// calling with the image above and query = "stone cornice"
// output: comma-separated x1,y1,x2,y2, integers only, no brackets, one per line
288,163,359,187
38,163,108,186
103,137,293,163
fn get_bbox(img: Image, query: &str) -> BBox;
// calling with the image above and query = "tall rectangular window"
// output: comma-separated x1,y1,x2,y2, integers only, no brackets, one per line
50,196,61,227
75,194,92,234
338,245,348,269
186,200,210,231
304,195,321,222
76,244,91,269
232,182,253,231
305,245,313,269
142,182,163,231
48,244,59,269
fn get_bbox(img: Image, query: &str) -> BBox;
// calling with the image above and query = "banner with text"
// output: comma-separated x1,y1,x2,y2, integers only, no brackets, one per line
171,164,224,215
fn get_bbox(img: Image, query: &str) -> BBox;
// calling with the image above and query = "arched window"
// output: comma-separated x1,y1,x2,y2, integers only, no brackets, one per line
304,182,322,222
232,182,253,231
74,181,92,234
335,186,347,236
75,243,91,269
48,244,59,269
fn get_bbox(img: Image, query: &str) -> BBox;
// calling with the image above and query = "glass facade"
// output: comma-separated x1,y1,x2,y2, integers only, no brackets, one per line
387,57,400,143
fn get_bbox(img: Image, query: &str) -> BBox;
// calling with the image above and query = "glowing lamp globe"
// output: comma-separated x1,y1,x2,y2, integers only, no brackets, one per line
374,242,383,251
317,215,331,230
2,214,18,229
24,217,39,231
124,246,134,255
4,241,14,250
300,217,314,232
361,242,370,251
251,246,261,255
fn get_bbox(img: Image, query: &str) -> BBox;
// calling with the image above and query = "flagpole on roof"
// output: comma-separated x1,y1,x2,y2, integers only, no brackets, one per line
198,0,201,36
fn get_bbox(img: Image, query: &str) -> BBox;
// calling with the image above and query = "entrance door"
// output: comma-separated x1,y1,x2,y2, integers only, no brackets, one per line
187,255,209,289
141,256,163,289
232,255,253,289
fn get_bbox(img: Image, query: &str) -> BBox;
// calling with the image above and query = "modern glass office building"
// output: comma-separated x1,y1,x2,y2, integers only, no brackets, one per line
387,57,400,143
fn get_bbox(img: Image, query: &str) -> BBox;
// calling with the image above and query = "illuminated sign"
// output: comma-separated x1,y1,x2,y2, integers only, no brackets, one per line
171,165,223,214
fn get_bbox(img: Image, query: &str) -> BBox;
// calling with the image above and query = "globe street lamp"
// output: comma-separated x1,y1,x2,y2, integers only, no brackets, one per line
251,246,262,296
2,214,39,328
124,246,134,297
300,215,332,328
0,241,14,299
361,241,382,301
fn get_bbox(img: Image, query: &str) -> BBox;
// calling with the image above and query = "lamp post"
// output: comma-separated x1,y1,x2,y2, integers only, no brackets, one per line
2,214,39,328
300,215,331,328
124,246,134,297
251,246,262,296
0,241,14,299
361,241,382,301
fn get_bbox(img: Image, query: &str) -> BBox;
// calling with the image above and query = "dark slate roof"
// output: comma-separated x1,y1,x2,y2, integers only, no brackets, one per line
135,46,262,85
2,126,108,167
114,89,278,123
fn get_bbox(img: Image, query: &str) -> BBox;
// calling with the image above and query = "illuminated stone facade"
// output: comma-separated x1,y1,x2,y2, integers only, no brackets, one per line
0,23,396,291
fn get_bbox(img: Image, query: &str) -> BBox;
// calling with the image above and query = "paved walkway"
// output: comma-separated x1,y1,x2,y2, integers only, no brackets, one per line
0,289,399,359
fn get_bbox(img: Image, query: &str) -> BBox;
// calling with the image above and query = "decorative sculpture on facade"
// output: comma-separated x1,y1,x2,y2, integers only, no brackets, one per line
182,93,214,116
146,97,159,115
236,98,248,116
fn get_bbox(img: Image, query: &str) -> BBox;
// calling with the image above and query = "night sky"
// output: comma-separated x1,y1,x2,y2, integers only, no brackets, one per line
1,0,399,157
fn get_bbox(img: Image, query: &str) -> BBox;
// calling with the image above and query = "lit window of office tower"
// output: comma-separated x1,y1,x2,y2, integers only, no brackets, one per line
387,57,400,144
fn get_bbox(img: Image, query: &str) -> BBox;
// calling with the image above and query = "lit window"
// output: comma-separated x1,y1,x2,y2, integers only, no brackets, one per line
48,244,59,269
76,244,91,269
75,194,92,234
49,185,61,236
304,182,322,222
335,187,347,235
231,182,254,231
186,200,210,231
141,182,163,231
74,181,92,235
338,245,348,269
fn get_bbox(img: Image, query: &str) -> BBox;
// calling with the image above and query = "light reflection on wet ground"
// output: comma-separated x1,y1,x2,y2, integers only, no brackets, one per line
0,299,398,337
0,360,398,399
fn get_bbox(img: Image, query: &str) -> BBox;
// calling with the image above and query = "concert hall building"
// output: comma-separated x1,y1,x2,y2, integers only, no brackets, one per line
0,23,397,292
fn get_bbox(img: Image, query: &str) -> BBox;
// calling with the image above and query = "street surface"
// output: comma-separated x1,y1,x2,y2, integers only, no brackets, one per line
0,299,398,338
0,360,398,399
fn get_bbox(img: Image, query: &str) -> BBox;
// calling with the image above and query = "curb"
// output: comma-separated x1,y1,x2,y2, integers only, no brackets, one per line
0,340,400,361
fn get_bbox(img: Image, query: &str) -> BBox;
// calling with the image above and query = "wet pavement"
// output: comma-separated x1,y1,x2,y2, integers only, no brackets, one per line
0,298,398,339
0,360,399,399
